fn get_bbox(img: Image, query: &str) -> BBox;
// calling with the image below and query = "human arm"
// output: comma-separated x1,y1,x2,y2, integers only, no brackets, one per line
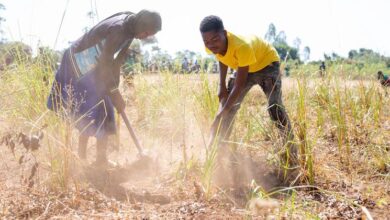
208,66,249,148
97,32,131,112
218,61,229,106
108,44,132,113
217,65,248,118
95,32,125,93
207,41,254,147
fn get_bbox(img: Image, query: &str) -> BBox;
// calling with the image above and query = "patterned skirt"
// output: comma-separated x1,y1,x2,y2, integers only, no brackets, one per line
47,48,116,138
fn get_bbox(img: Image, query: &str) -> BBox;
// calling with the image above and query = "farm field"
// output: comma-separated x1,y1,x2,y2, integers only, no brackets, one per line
0,66,389,219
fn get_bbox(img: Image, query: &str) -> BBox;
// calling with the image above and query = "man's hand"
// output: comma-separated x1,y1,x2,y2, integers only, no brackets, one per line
218,86,228,106
109,89,126,113
207,108,231,148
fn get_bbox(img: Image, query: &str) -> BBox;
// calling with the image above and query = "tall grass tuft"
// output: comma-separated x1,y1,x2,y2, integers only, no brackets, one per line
328,79,349,166
0,47,75,191
194,72,219,123
295,78,315,184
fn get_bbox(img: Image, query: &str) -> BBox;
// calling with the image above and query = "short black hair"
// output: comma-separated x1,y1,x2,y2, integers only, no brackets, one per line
199,15,224,33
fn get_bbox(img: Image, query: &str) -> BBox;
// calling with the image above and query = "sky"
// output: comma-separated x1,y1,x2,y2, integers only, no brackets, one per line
1,0,389,61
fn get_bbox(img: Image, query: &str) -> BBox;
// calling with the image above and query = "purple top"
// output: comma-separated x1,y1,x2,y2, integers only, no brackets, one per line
71,11,135,93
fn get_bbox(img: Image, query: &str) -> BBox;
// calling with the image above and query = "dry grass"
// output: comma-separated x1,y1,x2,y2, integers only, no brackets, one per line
0,60,389,219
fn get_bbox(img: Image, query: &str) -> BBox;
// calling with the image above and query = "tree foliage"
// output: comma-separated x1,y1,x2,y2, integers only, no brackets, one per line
264,23,276,44
303,46,311,62
265,23,300,61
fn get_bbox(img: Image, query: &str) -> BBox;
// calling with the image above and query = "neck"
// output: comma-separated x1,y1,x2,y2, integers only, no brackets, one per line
220,38,228,56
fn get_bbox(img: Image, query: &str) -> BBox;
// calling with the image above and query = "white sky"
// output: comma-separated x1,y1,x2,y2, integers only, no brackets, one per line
2,0,389,61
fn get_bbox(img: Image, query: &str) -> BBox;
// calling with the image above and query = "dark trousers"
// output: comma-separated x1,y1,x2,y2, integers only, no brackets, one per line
220,62,293,143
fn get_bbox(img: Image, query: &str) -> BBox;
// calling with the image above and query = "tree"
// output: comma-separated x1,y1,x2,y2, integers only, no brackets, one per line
293,37,301,52
272,30,299,61
385,58,390,68
264,23,276,43
348,49,358,59
323,52,343,62
274,31,287,45
293,38,302,61
264,23,301,62
274,42,299,61
303,46,311,62
347,48,386,64
323,53,331,61
331,52,342,61
150,50,172,72
183,50,196,60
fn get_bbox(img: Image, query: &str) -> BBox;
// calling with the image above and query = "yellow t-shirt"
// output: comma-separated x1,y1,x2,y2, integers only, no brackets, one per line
206,32,280,73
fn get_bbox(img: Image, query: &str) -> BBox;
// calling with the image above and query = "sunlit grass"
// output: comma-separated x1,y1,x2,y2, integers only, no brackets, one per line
0,49,389,218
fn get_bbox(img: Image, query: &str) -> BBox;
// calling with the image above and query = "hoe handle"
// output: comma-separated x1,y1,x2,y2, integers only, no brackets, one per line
119,111,144,154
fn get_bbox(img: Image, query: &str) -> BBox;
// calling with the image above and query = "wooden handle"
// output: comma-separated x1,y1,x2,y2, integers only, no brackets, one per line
119,111,143,154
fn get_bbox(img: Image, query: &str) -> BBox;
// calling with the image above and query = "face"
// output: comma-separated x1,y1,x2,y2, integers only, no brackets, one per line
201,30,227,55
135,30,156,39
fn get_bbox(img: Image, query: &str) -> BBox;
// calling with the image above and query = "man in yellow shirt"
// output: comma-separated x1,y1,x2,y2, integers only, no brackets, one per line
199,15,298,180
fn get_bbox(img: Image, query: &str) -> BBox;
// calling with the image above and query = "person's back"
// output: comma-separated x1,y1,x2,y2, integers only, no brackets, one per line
72,12,132,53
